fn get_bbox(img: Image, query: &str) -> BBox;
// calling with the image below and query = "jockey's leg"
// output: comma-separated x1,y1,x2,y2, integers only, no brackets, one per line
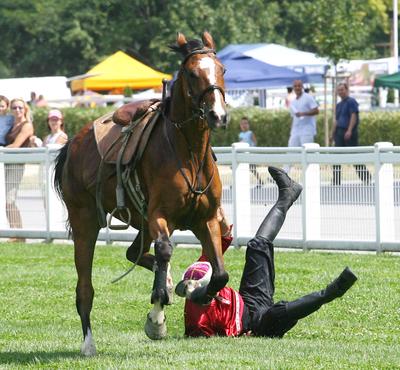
255,166,302,242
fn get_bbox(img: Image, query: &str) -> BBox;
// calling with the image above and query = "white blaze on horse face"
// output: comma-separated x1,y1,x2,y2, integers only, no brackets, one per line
199,57,226,118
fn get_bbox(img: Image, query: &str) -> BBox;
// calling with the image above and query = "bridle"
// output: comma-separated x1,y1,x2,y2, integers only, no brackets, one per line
178,48,226,125
161,47,226,207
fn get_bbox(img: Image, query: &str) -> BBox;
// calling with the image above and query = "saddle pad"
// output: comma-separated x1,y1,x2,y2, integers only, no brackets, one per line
93,100,161,165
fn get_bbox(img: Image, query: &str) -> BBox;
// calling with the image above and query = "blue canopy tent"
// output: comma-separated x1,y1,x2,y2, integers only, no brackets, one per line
220,53,308,89
217,44,265,61
218,44,328,84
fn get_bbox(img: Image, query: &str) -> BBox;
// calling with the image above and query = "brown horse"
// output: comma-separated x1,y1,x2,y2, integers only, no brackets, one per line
54,31,228,355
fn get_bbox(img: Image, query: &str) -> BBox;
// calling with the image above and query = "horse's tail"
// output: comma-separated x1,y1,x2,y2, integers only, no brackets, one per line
54,140,70,201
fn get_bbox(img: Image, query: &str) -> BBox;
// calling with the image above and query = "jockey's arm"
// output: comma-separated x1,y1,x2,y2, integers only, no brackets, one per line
198,207,233,262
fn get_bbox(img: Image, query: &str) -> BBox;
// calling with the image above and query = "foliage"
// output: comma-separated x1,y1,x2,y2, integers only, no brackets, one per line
212,108,400,147
0,0,394,78
32,107,111,140
32,106,400,147
123,86,133,97
304,0,391,64
0,242,399,368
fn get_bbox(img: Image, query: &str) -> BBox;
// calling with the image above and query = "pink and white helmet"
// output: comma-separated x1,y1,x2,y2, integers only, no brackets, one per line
182,261,212,287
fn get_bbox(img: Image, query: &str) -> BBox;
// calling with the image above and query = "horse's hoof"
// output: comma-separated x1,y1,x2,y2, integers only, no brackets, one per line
81,338,96,357
144,314,167,340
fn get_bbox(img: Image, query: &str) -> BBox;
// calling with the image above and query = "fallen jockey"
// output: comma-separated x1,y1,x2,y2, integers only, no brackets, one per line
176,166,357,337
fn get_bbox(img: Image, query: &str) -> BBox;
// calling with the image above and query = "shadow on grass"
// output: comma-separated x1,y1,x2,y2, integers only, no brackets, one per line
0,351,81,365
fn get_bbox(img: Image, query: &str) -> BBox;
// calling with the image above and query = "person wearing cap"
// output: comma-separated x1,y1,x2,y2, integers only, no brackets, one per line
30,109,68,147
176,167,357,338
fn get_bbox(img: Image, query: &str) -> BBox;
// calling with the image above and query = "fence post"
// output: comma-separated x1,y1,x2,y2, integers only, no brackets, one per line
0,160,8,229
302,143,321,247
374,142,395,251
232,143,251,246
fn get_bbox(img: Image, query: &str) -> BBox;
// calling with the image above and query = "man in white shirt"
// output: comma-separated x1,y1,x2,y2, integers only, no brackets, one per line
288,80,319,146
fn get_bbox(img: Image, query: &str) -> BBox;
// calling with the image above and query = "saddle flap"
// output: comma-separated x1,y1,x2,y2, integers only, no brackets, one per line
93,100,161,165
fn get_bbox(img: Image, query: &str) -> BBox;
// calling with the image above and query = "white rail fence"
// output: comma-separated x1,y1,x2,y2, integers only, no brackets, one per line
0,143,399,252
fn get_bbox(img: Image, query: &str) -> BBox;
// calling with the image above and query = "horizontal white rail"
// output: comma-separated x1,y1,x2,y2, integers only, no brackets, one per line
0,142,399,252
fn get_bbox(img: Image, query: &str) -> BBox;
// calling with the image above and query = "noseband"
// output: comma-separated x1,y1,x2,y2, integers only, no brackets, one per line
181,48,226,121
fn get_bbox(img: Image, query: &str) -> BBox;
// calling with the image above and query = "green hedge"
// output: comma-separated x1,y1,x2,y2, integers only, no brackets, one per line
32,107,111,140
212,107,400,147
32,107,400,146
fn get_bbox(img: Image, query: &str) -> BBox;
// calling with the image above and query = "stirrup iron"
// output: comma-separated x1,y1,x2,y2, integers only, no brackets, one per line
107,207,131,230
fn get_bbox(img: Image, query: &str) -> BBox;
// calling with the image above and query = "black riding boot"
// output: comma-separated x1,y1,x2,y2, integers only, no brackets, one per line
256,166,302,242
286,267,358,321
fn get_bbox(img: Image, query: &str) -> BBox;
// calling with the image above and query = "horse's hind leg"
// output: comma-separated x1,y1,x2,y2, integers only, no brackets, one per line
69,205,100,356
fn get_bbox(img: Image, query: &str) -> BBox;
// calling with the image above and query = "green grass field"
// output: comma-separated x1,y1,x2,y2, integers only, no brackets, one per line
0,242,399,369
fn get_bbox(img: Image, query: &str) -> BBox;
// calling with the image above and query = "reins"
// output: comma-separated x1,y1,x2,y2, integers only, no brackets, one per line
162,110,216,197
107,46,224,281
161,47,224,199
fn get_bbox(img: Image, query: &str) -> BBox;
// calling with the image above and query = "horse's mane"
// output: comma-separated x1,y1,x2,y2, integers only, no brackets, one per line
169,39,204,56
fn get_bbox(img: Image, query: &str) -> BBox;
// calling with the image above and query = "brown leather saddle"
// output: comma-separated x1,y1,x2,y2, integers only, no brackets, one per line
93,99,161,165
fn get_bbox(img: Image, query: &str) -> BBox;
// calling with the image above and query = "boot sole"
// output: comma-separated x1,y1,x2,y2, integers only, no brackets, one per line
336,267,358,296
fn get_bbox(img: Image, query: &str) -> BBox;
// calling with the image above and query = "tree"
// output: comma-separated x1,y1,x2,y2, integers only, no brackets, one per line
305,1,371,65
298,0,392,145
0,0,395,79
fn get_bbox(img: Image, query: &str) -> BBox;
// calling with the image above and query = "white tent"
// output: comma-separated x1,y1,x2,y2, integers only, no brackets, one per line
244,44,330,77
337,57,396,74
0,76,71,103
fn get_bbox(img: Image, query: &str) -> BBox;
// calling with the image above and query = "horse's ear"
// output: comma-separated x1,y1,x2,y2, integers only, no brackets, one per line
202,31,215,49
176,32,187,47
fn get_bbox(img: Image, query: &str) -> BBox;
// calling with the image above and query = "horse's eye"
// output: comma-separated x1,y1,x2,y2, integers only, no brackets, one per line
223,68,227,75
189,71,198,79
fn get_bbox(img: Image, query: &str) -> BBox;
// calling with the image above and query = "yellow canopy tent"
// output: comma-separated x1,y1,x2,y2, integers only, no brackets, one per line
71,51,172,93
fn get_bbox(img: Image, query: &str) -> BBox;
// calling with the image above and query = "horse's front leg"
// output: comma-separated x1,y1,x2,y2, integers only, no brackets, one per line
144,215,174,340
193,217,229,301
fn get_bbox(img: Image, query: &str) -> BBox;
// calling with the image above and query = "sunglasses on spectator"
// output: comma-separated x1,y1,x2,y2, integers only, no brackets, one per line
11,106,24,110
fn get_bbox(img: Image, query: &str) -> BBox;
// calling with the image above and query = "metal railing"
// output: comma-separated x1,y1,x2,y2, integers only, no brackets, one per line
0,143,399,252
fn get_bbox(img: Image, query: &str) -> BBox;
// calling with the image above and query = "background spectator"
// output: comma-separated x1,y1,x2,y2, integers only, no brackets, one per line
285,87,296,108
288,80,319,147
238,116,257,146
30,109,68,147
36,94,48,108
238,117,263,186
7,98,34,148
28,91,38,107
5,98,34,240
330,83,371,185
0,95,14,146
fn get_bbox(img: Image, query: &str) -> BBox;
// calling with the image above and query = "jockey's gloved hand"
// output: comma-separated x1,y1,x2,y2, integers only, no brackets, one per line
189,285,214,305
175,261,213,304
175,280,213,305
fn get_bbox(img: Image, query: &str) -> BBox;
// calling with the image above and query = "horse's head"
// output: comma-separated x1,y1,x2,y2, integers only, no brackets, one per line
170,32,227,129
